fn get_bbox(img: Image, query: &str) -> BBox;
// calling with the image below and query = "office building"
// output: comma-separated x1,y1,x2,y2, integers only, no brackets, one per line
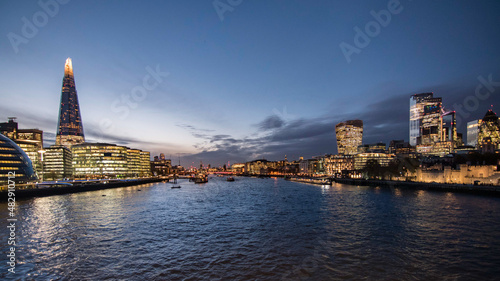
324,155,354,177
388,140,415,157
140,151,152,177
467,120,481,148
72,143,128,179
441,111,457,146
358,143,386,153
336,120,363,155
0,133,37,183
16,129,43,175
353,152,395,171
0,118,43,175
420,97,442,145
478,109,500,151
56,58,85,147
151,155,172,176
127,149,141,177
410,93,434,146
43,145,73,180
0,117,18,140
71,143,150,179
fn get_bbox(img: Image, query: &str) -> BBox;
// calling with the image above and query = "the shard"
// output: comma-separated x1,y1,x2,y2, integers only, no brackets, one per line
55,58,85,147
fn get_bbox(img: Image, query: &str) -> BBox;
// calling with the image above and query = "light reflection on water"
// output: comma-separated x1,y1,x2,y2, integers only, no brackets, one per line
1,178,500,280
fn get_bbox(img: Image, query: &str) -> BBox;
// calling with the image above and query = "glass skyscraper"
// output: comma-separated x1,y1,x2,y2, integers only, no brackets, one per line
467,119,481,148
335,120,363,155
56,58,85,147
478,109,500,150
409,93,433,146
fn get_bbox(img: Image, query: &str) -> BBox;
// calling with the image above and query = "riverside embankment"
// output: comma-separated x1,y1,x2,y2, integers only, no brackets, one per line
285,177,500,196
335,178,500,196
0,178,164,201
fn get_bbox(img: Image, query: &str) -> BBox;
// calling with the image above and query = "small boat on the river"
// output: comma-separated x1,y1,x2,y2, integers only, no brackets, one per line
171,174,181,188
193,174,208,184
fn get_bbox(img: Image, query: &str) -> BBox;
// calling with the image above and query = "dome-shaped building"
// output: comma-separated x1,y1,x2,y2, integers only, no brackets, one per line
0,133,37,184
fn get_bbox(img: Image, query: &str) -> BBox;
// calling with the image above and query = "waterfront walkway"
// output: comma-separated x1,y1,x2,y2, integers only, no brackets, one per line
0,178,164,201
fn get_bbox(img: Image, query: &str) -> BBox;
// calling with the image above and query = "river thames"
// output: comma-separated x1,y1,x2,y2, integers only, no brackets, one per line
2,177,500,280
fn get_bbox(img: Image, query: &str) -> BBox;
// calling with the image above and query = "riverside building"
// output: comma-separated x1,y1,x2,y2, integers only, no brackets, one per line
43,145,73,180
0,133,37,184
0,118,44,176
72,143,151,179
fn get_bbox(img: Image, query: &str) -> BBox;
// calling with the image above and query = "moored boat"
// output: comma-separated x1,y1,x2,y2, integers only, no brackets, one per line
193,174,208,184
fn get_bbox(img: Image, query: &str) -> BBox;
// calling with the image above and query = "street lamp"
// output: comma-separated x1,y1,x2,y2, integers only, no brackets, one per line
38,149,46,183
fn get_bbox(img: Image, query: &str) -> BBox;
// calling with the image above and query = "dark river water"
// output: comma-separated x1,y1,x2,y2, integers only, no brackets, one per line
2,177,500,280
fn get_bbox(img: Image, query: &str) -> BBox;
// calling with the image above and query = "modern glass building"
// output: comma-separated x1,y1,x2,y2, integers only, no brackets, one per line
409,93,434,146
44,145,73,180
72,143,151,179
478,109,500,150
140,151,152,177
56,58,85,147
441,111,457,146
421,97,442,145
72,143,128,179
335,120,363,155
353,152,395,171
467,119,481,148
0,133,37,184
16,129,43,175
127,149,141,177
0,118,44,175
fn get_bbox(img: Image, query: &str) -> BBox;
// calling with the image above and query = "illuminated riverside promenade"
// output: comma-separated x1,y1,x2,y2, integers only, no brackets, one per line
2,176,500,280
0,178,162,200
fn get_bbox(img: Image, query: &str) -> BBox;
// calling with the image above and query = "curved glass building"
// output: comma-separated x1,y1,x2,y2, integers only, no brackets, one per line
0,133,37,183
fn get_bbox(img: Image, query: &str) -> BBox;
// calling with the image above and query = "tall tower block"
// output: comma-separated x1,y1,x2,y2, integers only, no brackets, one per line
55,58,85,147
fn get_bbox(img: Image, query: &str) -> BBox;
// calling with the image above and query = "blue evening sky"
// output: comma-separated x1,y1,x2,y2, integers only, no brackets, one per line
1,0,499,166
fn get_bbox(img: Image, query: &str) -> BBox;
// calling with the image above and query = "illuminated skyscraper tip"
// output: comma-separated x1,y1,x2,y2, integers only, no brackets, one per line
64,57,73,77
56,58,85,147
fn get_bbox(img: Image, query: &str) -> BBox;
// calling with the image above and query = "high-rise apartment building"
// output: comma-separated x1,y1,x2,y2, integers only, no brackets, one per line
335,120,363,155
56,58,85,147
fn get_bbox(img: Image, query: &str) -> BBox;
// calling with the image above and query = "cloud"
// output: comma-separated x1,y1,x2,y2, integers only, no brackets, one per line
178,77,499,166
257,115,285,130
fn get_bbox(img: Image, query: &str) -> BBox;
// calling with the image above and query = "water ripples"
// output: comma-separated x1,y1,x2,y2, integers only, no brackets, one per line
1,178,500,280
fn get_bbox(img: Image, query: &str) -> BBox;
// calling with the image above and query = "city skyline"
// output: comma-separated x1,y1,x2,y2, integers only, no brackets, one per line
1,1,500,166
